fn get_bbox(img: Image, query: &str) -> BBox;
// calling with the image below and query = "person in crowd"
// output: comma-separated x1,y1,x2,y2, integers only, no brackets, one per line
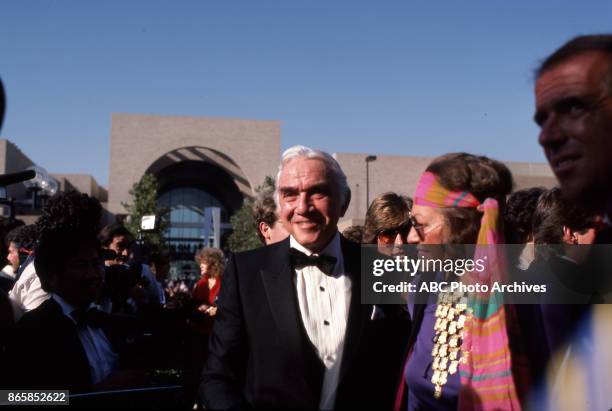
5,191,144,392
9,223,49,314
532,188,601,247
149,250,170,305
201,145,404,410
396,153,530,410
535,35,612,219
341,225,364,243
533,34,612,410
100,223,134,266
527,188,604,350
187,247,226,405
0,217,24,290
98,223,163,313
361,191,414,397
363,192,413,256
504,187,546,270
192,247,225,324
1,225,37,297
252,191,289,245
5,225,37,274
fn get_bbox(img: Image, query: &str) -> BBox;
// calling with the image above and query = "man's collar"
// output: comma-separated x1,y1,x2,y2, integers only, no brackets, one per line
52,293,78,321
52,293,95,323
289,232,341,258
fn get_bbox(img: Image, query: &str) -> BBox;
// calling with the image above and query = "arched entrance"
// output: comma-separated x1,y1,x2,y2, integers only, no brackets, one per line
146,146,252,282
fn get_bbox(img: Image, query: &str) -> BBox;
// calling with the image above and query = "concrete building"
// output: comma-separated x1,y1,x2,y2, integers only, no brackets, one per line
2,113,557,248
0,139,107,224
108,113,281,259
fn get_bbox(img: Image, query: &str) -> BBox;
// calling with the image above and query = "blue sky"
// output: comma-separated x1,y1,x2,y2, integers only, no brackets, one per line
1,1,611,185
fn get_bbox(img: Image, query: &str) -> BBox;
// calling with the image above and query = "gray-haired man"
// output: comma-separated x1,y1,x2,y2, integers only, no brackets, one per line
201,145,404,410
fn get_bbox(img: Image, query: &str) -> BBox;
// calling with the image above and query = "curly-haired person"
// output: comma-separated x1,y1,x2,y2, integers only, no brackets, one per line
9,191,103,313
5,191,144,392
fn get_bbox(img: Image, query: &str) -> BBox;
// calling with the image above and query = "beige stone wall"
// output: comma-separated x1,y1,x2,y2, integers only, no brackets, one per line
4,128,557,230
51,173,108,202
335,153,432,224
108,113,281,214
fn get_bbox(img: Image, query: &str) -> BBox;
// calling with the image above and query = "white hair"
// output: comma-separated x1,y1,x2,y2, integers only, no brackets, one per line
275,145,350,208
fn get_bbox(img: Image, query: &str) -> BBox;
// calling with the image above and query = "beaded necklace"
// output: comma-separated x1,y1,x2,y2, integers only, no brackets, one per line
431,291,471,399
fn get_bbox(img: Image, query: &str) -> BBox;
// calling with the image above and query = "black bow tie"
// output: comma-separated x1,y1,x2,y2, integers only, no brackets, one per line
289,248,337,276
71,308,104,329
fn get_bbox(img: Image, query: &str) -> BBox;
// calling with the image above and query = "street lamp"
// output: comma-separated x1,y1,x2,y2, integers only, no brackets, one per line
365,155,377,209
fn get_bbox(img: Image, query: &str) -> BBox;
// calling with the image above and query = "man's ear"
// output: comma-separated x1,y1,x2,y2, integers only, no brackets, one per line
259,222,271,240
562,226,577,244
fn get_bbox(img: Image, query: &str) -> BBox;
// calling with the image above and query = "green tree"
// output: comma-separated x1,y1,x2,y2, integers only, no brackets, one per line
226,176,276,253
121,173,169,253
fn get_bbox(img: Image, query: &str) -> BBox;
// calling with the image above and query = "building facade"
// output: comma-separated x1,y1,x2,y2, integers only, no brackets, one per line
2,113,557,248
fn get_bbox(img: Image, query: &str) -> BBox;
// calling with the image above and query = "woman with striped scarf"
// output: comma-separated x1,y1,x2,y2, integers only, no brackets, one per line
394,153,530,411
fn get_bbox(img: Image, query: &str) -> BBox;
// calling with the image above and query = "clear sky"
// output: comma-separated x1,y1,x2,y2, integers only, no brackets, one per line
1,1,611,185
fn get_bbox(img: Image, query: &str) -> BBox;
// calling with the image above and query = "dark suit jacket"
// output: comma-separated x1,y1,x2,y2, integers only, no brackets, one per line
200,236,408,410
5,298,139,392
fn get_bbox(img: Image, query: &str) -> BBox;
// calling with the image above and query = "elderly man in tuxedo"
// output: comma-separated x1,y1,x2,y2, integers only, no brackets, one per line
201,145,406,410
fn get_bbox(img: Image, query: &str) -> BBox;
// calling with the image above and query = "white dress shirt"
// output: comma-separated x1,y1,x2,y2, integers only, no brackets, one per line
1,264,15,279
52,294,118,385
291,233,351,410
9,260,50,317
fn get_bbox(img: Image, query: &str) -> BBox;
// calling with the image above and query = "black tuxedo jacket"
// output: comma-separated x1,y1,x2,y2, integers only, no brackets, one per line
5,298,139,392
200,236,408,410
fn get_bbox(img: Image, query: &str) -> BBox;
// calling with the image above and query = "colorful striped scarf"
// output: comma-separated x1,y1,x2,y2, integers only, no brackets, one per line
413,171,526,411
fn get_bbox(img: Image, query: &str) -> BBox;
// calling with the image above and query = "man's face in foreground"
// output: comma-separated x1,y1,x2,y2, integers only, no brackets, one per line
53,243,105,308
277,157,345,252
535,51,612,208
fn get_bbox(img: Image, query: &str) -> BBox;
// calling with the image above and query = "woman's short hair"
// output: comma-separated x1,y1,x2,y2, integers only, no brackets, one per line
363,192,412,243
425,153,514,244
194,247,225,278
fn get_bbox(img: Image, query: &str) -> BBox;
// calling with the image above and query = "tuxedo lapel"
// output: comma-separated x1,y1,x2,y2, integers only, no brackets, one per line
260,238,314,357
43,299,92,389
260,238,325,402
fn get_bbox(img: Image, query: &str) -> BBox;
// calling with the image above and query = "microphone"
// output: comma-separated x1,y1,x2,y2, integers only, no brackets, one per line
0,170,36,187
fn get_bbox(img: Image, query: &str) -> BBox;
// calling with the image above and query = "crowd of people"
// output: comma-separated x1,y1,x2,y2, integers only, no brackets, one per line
1,34,612,410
